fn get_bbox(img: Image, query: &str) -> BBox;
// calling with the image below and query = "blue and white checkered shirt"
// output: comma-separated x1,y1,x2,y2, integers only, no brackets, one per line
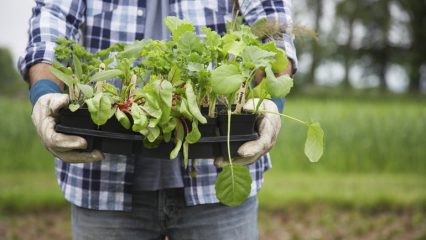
19,0,297,211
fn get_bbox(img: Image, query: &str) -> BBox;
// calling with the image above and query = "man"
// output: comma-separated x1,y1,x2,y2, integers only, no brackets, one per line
20,0,297,239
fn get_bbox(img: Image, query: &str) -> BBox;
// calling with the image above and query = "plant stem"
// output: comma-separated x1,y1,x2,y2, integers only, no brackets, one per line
227,107,235,195
258,110,308,126
227,108,233,166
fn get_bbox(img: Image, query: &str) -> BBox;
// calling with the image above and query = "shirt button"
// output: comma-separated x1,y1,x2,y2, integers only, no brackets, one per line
137,9,144,16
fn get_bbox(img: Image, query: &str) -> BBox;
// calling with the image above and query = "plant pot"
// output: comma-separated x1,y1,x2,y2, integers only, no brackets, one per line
57,108,142,155
97,116,136,154
187,117,220,159
58,108,97,151
139,142,175,159
55,124,144,155
217,112,258,159
59,108,96,129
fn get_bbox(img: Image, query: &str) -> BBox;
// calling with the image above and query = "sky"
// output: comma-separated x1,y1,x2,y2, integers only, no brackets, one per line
0,0,35,63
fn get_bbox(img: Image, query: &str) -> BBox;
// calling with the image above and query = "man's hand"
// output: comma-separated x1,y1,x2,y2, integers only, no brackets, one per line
214,98,281,167
32,93,104,163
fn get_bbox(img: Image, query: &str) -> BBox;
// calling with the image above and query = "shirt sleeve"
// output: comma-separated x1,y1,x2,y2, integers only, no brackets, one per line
18,0,86,80
238,0,298,73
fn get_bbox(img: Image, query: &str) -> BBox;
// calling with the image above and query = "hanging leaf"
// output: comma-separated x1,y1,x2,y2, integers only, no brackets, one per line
185,82,207,124
186,120,201,144
170,122,184,159
215,164,252,207
304,122,324,162
115,108,131,129
265,66,293,98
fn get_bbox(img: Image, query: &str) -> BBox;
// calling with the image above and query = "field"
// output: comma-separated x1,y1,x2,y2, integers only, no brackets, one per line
0,95,425,239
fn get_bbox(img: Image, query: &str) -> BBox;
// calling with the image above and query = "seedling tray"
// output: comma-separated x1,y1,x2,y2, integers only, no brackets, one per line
56,108,259,158
188,133,259,159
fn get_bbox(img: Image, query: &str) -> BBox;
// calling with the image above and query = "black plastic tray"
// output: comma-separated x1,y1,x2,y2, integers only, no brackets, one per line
55,124,258,158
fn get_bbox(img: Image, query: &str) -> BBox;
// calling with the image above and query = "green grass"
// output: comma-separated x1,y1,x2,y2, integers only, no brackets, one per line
0,171,66,213
0,170,424,213
270,95,426,173
258,169,426,211
0,97,52,171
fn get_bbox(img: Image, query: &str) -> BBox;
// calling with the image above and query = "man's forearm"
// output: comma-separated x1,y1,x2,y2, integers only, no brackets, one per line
28,63,64,90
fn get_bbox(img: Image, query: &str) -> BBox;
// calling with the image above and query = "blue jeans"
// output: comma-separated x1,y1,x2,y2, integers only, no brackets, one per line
71,188,258,240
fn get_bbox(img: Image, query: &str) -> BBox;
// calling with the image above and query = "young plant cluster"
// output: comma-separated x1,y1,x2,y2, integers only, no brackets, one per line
52,16,324,206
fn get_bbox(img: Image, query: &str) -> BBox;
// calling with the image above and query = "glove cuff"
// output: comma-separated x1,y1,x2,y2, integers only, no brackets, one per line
29,79,62,106
271,97,285,112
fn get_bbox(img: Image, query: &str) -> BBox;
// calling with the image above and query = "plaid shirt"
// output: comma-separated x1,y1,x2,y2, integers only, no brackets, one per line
20,0,297,211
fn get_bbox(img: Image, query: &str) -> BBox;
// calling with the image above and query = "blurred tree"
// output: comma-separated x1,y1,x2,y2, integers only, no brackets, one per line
306,0,323,87
0,47,25,95
335,0,358,89
395,0,426,93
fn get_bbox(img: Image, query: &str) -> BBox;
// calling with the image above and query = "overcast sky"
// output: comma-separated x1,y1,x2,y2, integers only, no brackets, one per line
0,0,35,63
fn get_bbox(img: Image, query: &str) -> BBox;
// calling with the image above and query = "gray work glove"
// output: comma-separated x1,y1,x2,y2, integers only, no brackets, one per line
32,93,104,163
214,98,281,168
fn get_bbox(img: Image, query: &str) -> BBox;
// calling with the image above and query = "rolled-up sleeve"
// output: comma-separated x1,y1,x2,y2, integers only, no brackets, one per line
238,0,298,73
18,0,86,80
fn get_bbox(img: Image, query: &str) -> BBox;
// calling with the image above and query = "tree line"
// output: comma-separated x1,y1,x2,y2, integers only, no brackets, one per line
293,0,425,93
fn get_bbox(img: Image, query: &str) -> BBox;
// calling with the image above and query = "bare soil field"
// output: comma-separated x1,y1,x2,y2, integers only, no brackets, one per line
1,205,425,240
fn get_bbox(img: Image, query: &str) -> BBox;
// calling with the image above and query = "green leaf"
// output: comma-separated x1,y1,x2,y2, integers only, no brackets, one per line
201,27,221,48
305,122,324,162
223,41,246,57
265,67,293,98
241,46,276,69
72,53,83,79
210,64,245,95
89,69,123,82
69,103,80,112
185,82,207,124
146,126,161,142
168,66,182,84
102,83,118,96
153,80,173,108
131,104,148,132
115,109,131,129
260,41,289,72
250,78,269,99
77,83,94,98
117,40,146,59
85,93,112,125
161,117,177,134
163,16,195,41
50,67,73,88
187,62,204,72
178,98,193,120
215,164,252,207
170,122,184,159
177,32,204,54
186,120,201,144
155,80,173,124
